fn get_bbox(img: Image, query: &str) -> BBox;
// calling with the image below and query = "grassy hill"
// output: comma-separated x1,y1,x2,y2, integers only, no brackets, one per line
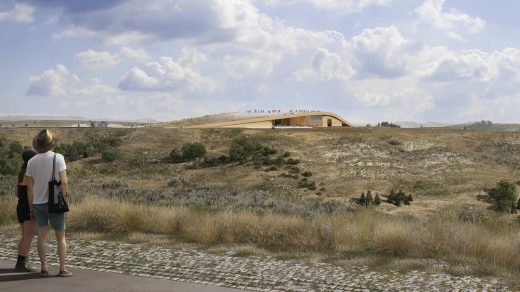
1,127,520,283
2,126,519,215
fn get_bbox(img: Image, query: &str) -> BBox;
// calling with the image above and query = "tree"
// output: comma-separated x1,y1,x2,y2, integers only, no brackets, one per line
181,142,207,161
517,197,520,210
374,193,381,206
366,190,373,206
487,181,517,213
360,192,366,206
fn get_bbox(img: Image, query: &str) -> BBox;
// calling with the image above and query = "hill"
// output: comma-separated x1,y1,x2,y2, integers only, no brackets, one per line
2,126,519,217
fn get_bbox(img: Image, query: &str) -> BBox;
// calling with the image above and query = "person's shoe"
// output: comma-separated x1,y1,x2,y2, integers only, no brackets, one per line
57,270,73,277
15,257,37,272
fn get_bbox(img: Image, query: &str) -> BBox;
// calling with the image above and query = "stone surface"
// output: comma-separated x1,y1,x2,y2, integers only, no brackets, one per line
0,233,512,291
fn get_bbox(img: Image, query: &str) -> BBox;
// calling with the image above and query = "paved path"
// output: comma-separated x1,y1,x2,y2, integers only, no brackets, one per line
0,260,243,292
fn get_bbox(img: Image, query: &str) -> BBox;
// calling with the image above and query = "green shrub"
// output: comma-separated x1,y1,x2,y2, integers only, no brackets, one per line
283,151,291,158
169,149,184,163
487,181,518,213
229,137,263,164
302,171,313,177
182,142,207,161
374,193,381,206
286,158,300,165
387,189,410,207
8,141,23,154
101,148,122,162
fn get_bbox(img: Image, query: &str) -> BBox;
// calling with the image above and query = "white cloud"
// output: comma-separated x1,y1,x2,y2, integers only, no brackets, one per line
0,3,35,23
351,26,415,77
27,65,80,96
252,0,390,13
421,48,520,83
119,47,150,62
76,50,120,70
416,0,485,40
308,0,390,12
294,48,356,81
119,57,216,92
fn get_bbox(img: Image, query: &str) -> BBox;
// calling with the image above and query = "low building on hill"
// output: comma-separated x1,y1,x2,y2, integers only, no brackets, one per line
183,111,352,129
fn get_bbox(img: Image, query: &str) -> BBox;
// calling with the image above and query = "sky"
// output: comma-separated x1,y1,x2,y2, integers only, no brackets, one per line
1,0,520,123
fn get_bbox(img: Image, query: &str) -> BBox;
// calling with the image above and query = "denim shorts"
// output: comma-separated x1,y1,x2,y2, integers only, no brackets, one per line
33,203,65,231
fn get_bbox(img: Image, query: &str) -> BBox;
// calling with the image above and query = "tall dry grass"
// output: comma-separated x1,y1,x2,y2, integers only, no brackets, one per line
0,195,17,226
66,197,520,275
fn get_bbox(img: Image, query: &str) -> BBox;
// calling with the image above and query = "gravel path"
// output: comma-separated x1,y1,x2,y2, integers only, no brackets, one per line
0,233,511,291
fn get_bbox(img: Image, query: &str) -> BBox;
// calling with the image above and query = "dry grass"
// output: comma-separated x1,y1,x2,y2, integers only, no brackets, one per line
0,195,16,226
66,197,520,278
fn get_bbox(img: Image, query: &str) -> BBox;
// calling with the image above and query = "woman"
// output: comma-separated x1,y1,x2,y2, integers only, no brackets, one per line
14,148,38,272
26,129,72,277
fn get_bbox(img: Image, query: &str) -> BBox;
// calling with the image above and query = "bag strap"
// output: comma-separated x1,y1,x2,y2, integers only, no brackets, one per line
52,153,57,182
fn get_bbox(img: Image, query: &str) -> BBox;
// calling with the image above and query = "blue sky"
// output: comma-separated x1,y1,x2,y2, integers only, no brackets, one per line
1,0,520,123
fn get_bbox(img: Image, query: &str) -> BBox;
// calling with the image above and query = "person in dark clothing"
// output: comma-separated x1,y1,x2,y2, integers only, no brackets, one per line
15,148,38,272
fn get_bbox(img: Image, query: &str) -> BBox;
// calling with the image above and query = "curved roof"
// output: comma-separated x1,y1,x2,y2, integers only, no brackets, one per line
183,111,352,128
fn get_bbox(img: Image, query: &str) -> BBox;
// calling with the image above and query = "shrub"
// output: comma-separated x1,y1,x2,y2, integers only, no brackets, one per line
101,148,122,162
283,151,291,158
374,193,381,206
487,181,518,213
169,149,184,163
517,198,520,210
8,141,23,154
286,158,300,165
387,189,410,207
182,143,207,161
302,171,313,177
229,137,263,164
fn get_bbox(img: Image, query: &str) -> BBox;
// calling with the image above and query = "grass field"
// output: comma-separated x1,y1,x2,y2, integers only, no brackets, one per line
1,126,519,284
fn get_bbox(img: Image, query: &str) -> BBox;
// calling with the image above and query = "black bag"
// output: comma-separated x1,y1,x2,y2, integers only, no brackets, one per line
48,153,69,214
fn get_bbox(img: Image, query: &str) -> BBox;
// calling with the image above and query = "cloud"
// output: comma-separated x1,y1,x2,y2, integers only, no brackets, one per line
0,3,35,23
421,48,520,83
118,56,216,92
308,0,390,12
415,0,485,40
252,0,390,13
294,48,356,81
26,0,243,44
76,50,120,69
119,47,150,62
27,64,80,96
351,26,416,78
76,47,150,69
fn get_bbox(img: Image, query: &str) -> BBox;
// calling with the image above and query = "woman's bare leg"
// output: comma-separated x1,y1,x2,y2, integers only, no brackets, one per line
37,227,48,272
55,230,67,272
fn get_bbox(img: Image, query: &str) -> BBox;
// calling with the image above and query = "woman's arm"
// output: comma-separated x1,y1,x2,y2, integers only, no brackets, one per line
26,176,34,214
59,170,68,195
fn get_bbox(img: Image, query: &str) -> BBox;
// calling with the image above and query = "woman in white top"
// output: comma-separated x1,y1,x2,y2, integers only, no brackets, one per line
26,129,72,277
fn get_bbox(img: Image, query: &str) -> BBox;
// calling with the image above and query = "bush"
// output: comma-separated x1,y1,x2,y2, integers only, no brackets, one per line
286,158,300,165
8,141,23,154
182,143,207,161
229,137,263,164
387,189,410,207
302,171,313,177
374,193,381,206
101,148,122,162
169,149,184,163
487,181,518,213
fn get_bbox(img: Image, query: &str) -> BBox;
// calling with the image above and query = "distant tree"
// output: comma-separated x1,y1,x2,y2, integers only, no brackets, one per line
8,141,23,154
487,181,517,213
169,149,184,163
181,142,207,161
374,193,381,206
517,197,520,210
360,192,366,206
366,190,373,206
101,148,121,162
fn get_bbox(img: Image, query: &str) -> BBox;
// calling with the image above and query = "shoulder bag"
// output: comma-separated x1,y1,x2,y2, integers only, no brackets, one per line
48,153,69,214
